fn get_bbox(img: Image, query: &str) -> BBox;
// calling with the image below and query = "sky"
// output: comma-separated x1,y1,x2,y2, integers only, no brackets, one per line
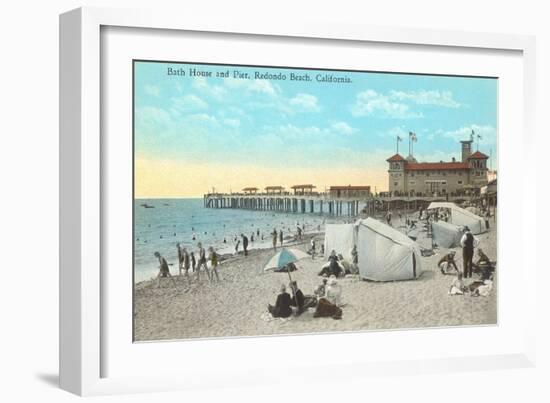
134,61,497,198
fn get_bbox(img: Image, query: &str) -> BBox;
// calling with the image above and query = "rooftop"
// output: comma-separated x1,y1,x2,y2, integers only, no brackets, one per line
386,153,406,162
330,185,371,190
405,161,470,171
468,150,489,159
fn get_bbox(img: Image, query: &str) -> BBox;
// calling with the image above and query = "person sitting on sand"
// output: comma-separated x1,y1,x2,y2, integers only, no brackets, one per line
314,278,328,298
313,295,342,320
338,253,356,275
267,284,292,318
208,246,220,282
154,251,177,288
325,276,343,306
289,281,317,315
438,250,459,275
448,272,466,295
318,250,343,277
196,242,211,281
472,248,495,281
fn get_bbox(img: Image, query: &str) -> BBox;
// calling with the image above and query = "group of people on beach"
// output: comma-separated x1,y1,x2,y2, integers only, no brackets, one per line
154,242,222,288
436,226,496,296
268,275,344,320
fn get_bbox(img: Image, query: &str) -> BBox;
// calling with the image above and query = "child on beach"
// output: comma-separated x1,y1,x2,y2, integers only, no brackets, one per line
448,272,466,295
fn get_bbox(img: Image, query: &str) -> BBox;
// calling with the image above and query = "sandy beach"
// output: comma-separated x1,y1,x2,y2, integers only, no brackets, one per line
134,215,497,342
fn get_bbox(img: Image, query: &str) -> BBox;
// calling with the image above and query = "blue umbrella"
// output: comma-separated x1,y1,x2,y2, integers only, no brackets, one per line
263,248,310,272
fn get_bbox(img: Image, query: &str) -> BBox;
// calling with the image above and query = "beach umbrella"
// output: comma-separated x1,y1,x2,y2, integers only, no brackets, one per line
263,248,310,272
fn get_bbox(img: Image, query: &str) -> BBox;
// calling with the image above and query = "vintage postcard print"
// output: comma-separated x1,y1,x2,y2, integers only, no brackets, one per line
133,61,497,342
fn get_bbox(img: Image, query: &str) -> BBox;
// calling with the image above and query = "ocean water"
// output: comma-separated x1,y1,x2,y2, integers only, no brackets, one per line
134,198,346,282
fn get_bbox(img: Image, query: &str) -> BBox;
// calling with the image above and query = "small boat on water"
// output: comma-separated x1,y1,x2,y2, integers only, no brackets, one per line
140,203,155,209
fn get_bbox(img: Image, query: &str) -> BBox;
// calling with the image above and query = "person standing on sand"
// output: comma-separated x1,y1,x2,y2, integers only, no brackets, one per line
196,242,211,281
279,230,283,246
234,239,240,255
190,251,196,272
386,211,392,226
460,226,478,278
310,239,316,260
154,251,177,288
272,229,278,250
177,243,184,275
208,246,220,282
241,234,249,256
350,245,358,271
182,247,191,280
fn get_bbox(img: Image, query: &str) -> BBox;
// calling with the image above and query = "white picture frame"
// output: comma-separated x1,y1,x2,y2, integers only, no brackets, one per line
60,6,537,396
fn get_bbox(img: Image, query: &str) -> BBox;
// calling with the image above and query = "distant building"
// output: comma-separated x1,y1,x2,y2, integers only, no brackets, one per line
242,187,259,194
265,186,285,195
387,138,489,197
291,184,316,195
329,185,371,198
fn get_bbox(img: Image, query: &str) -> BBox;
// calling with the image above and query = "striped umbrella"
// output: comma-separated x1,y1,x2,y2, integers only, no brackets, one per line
263,248,310,272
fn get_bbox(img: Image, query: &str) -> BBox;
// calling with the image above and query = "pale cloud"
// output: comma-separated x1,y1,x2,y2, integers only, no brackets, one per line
144,84,160,97
289,93,320,112
223,118,241,128
352,89,422,119
224,77,279,97
330,121,357,135
192,77,227,99
389,90,461,108
441,124,497,145
171,94,208,113
135,106,172,130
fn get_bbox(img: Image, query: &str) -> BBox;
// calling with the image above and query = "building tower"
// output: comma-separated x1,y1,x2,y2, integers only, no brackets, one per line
386,154,406,196
460,139,473,162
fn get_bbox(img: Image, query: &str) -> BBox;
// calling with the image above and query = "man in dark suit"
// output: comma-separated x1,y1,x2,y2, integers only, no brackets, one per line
460,226,478,278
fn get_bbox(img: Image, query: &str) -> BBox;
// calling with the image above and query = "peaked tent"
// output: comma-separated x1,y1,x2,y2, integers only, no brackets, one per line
356,218,423,281
431,220,463,248
427,202,487,234
324,223,357,260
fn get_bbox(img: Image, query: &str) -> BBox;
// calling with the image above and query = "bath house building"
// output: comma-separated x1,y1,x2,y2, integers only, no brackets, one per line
386,138,489,197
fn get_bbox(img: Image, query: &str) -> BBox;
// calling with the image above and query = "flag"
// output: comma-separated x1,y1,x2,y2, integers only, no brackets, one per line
397,135,402,142
470,129,475,142
411,132,417,142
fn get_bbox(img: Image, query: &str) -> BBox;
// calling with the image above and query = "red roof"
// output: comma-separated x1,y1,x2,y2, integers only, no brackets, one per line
405,162,470,171
386,154,406,162
468,151,489,159
330,185,371,190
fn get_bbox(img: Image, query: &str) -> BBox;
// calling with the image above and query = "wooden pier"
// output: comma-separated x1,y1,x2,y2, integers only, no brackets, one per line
203,191,474,217
203,193,365,216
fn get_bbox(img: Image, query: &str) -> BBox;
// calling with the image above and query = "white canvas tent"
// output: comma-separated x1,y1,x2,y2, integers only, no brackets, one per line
356,218,422,281
324,223,357,260
431,220,462,248
427,202,487,234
